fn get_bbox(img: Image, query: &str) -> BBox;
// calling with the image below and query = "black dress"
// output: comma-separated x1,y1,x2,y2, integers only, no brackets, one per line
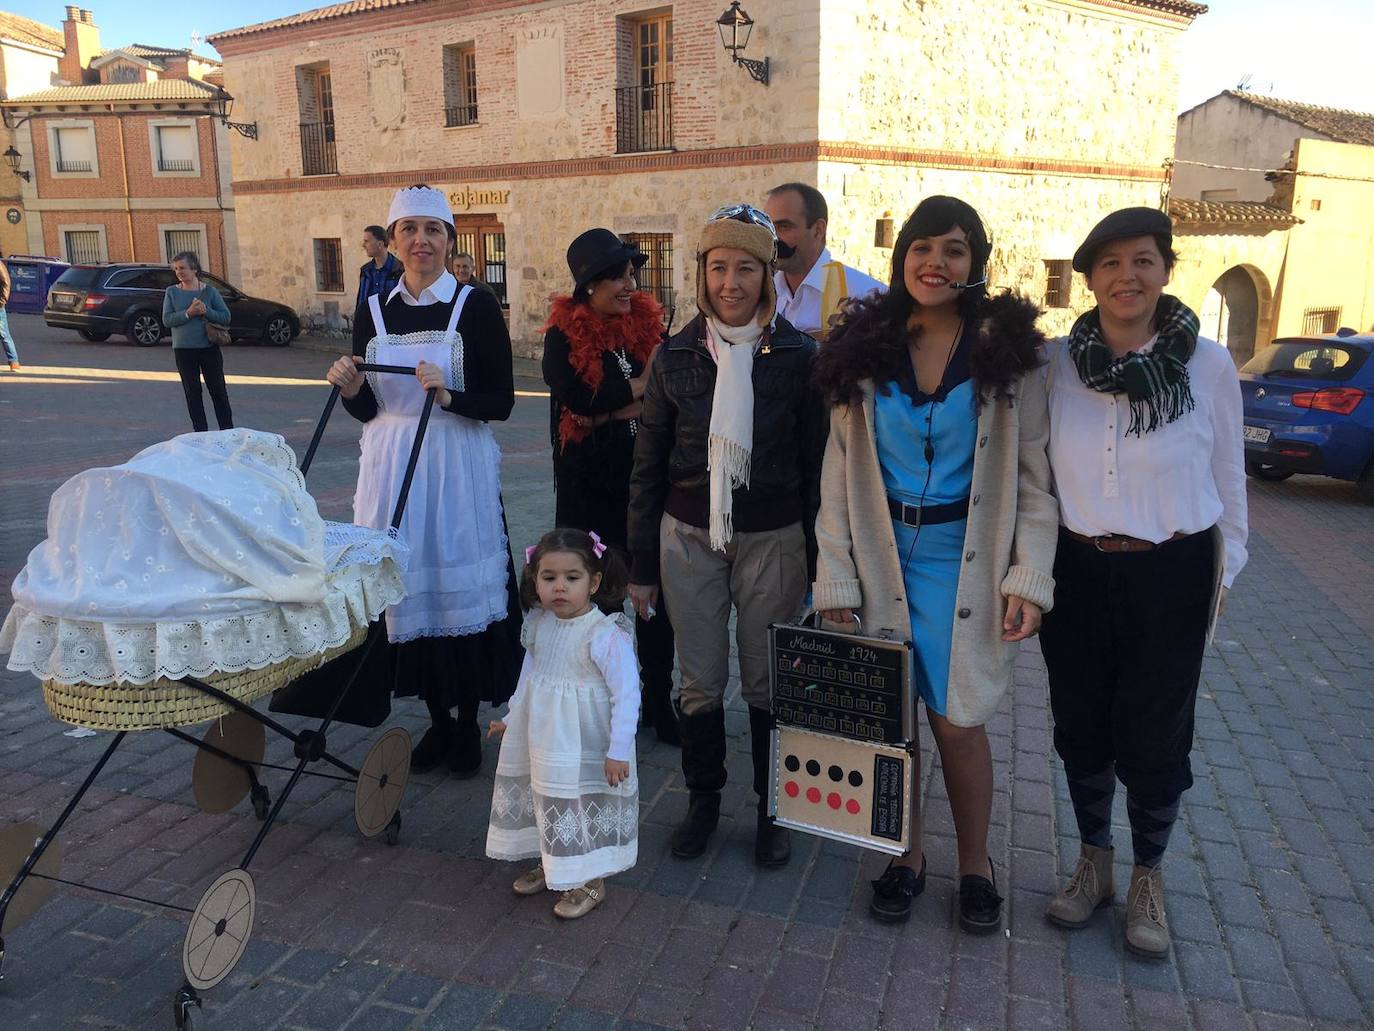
344,281,524,717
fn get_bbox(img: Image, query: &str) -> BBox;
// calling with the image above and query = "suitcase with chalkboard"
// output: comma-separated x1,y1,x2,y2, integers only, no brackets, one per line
765,618,917,854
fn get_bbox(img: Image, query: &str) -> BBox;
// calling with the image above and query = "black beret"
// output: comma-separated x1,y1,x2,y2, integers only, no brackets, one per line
1072,207,1172,274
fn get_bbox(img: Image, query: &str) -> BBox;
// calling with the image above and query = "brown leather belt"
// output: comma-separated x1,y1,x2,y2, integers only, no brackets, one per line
1063,529,1191,553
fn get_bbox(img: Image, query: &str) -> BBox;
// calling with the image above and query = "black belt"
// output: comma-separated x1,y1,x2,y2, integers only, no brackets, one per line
887,495,969,529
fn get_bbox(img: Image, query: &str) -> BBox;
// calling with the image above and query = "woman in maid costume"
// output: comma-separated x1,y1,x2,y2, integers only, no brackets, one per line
326,184,523,776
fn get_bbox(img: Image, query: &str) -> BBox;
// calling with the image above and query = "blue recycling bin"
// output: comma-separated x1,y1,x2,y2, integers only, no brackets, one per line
6,255,70,314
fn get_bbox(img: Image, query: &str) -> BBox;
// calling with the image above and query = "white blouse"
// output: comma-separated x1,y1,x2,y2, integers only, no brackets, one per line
1045,335,1248,588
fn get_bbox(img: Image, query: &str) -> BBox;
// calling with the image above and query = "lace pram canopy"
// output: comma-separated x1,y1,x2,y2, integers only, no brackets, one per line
0,429,409,686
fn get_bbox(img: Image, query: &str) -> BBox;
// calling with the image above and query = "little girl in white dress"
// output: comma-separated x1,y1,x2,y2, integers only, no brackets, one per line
485,528,641,919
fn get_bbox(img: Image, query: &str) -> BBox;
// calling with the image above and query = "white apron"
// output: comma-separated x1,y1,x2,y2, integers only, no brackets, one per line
354,287,509,643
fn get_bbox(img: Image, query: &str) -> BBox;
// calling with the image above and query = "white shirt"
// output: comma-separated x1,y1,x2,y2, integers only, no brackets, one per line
1045,335,1248,587
773,247,885,337
387,270,457,307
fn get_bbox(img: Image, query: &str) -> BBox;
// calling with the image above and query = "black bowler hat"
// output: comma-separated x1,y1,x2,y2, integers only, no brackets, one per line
566,228,648,290
1072,207,1173,274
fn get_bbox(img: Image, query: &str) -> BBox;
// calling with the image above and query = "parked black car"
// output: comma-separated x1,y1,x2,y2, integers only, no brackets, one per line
44,264,300,347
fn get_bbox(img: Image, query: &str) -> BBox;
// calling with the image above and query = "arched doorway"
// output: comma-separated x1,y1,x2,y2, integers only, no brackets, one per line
1200,265,1272,364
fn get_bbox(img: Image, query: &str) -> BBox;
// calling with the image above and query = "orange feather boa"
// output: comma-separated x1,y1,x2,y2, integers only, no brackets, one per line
543,292,663,449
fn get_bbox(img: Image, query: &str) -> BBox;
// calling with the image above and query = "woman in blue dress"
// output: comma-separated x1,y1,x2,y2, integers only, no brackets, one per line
813,196,1058,931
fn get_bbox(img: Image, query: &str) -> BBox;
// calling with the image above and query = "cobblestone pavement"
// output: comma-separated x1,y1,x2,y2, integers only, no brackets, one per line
1,316,1373,1030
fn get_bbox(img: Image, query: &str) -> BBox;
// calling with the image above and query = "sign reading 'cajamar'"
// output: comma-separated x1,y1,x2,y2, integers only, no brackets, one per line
447,187,511,211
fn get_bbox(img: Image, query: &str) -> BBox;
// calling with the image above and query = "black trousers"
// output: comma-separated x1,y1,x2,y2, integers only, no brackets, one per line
174,345,233,432
1039,527,1215,803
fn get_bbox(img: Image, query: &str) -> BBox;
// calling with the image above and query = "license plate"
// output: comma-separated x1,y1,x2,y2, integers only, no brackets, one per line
50,292,77,310
1243,426,1271,444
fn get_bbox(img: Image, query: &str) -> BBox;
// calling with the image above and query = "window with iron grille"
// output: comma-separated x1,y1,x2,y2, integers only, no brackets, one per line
53,126,95,174
443,44,479,127
298,65,337,175
314,238,344,293
1043,259,1071,308
155,125,197,173
482,232,507,306
1302,307,1342,335
615,14,673,153
165,229,203,264
64,230,103,264
623,232,675,322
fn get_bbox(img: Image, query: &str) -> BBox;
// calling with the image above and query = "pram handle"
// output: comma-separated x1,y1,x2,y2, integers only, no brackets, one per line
300,363,437,532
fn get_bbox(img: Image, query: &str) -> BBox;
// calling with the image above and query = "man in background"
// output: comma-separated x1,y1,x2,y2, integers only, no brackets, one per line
452,251,499,300
356,225,401,313
764,183,884,341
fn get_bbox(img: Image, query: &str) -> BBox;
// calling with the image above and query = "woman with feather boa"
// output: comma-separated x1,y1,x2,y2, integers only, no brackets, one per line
541,229,679,744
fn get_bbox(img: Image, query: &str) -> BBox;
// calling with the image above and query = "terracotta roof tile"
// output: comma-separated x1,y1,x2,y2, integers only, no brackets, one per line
3,79,224,105
1226,90,1374,147
0,11,64,52
1169,198,1300,229
211,0,1203,42
209,0,427,41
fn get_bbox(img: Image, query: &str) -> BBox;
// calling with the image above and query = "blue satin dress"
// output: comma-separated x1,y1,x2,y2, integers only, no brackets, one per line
873,338,977,716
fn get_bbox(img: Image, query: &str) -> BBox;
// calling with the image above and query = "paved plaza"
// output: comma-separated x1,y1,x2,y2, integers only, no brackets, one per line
1,315,1373,1030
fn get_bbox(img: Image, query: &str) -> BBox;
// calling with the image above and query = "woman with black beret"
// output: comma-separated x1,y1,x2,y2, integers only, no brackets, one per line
1040,207,1248,958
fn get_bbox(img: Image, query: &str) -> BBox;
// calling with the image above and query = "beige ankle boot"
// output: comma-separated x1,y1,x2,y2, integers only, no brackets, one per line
1045,843,1114,928
1125,865,1170,958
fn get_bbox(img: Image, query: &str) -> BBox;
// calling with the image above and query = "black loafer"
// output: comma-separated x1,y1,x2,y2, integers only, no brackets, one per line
958,862,1003,934
869,855,926,924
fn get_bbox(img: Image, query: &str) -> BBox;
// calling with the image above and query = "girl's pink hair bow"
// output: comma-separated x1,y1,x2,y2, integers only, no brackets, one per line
588,530,606,559
524,544,537,565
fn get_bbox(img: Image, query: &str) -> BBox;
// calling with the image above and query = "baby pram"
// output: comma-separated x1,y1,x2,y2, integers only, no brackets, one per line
0,365,439,1029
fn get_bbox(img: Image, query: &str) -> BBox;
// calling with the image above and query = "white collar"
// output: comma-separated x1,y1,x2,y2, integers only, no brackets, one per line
775,247,833,298
388,270,457,306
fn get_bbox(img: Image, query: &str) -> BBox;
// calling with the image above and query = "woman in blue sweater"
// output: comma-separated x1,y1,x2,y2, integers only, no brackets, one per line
163,251,233,431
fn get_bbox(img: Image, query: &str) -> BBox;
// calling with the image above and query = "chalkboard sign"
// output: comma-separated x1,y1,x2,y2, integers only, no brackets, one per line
768,622,914,745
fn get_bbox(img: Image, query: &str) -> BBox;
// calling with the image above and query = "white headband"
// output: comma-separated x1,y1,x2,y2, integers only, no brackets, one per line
386,186,454,229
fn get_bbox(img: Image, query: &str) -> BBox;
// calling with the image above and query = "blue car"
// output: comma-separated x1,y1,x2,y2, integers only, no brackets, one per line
1239,330,1374,500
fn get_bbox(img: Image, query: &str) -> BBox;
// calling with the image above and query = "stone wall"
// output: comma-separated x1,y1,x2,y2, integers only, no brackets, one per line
817,0,1184,169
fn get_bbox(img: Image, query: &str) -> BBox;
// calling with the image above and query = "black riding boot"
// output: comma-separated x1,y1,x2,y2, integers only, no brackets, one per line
749,705,791,868
446,697,483,779
671,706,727,858
411,698,453,773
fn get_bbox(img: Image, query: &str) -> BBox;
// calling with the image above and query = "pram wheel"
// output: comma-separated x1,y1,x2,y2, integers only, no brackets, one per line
182,868,255,991
0,821,62,935
355,727,411,840
250,784,271,821
173,984,201,1030
191,713,266,816
385,813,402,847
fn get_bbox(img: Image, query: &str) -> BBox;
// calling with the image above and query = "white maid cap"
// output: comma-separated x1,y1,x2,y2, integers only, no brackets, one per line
386,185,454,230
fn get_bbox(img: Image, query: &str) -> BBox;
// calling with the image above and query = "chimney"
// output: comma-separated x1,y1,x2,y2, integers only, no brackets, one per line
59,7,101,85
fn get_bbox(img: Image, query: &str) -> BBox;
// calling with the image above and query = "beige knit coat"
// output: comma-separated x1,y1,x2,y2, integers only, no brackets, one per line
811,369,1059,728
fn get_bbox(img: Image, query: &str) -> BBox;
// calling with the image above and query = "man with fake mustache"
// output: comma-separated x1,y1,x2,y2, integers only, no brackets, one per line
764,183,885,342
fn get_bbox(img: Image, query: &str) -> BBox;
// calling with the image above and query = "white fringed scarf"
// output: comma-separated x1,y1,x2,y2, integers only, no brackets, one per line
705,317,763,551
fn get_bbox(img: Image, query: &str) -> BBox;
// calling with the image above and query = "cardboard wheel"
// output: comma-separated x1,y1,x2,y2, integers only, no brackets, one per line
182,868,255,991
355,727,411,838
191,713,266,815
0,822,61,934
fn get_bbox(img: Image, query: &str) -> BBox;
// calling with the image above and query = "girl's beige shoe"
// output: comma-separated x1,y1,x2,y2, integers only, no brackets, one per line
512,865,547,895
553,878,605,919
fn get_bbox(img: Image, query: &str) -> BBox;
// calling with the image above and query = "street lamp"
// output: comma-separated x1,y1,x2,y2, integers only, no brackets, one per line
717,2,770,86
212,89,259,141
4,146,30,182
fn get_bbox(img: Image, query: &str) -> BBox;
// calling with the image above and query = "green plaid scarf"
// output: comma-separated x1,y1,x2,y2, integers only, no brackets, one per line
1068,293,1199,436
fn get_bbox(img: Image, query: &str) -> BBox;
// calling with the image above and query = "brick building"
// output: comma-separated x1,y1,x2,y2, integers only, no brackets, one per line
0,7,240,281
209,0,1205,351
0,11,63,257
